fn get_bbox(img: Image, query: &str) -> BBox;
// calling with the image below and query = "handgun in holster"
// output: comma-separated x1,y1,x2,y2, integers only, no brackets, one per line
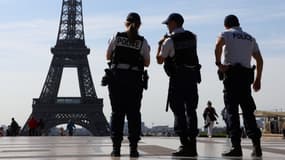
101,68,113,86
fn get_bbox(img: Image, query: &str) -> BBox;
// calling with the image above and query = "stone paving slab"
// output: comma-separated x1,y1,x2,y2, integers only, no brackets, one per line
0,136,284,159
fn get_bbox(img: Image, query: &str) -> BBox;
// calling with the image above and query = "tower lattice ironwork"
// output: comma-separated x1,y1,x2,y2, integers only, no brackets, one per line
21,0,110,136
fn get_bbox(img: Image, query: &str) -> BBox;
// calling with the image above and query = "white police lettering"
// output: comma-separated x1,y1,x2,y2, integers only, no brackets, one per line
232,33,253,41
116,36,142,50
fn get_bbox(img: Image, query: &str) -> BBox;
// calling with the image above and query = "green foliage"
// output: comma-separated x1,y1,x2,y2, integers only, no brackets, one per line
198,131,228,138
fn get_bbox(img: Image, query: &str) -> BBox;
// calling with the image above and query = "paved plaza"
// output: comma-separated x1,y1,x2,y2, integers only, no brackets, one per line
0,136,284,160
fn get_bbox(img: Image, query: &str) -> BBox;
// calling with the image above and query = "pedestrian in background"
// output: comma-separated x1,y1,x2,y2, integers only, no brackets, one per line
66,120,76,136
9,117,20,136
203,101,218,138
282,122,285,139
28,116,38,136
37,118,45,136
0,127,5,136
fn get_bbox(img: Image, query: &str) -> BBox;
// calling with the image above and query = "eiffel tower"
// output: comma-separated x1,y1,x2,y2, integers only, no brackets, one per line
21,0,110,136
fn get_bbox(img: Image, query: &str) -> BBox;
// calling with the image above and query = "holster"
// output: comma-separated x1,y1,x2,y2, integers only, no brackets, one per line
101,68,114,86
163,61,176,77
225,64,256,84
194,64,202,84
142,70,149,90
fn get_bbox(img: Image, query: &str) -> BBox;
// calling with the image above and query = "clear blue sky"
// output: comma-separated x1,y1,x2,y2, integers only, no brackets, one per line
0,0,284,128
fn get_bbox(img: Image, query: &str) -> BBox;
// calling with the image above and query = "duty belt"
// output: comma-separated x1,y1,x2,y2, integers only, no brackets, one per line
111,63,141,71
178,64,201,71
183,64,197,69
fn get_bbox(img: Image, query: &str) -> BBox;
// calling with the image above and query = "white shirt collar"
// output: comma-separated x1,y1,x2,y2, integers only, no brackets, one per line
230,26,242,31
171,27,185,35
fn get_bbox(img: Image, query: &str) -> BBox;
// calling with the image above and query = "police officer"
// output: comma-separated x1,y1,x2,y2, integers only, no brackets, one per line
156,13,201,157
105,12,150,157
215,15,263,157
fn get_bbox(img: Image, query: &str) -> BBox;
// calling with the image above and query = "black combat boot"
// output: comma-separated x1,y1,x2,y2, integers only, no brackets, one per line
130,143,139,157
110,143,121,157
188,138,198,157
172,136,188,156
172,136,197,157
251,138,262,157
172,145,189,156
222,145,242,157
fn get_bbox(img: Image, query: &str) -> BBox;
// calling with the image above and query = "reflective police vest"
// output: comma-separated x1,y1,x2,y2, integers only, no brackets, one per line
164,31,199,76
111,32,144,70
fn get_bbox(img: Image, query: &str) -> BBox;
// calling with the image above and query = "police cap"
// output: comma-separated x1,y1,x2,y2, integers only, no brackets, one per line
126,12,141,24
224,14,240,28
162,13,184,26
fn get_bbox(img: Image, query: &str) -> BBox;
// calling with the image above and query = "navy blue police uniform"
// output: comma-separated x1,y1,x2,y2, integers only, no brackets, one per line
104,12,150,158
159,13,201,156
109,32,145,145
166,31,200,140
216,15,263,157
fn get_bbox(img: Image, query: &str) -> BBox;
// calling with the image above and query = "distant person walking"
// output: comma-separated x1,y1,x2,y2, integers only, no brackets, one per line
28,116,38,136
282,123,285,139
60,127,65,136
0,127,5,136
203,101,218,138
37,118,45,136
9,118,20,136
215,14,263,157
66,120,76,136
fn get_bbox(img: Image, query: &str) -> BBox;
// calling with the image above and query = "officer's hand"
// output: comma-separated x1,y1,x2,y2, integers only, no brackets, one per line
158,35,168,46
158,38,165,46
156,55,164,64
218,64,229,73
253,78,261,92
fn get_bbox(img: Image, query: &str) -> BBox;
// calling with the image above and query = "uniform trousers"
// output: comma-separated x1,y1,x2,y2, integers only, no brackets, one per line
223,66,261,147
169,68,199,140
108,69,143,145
